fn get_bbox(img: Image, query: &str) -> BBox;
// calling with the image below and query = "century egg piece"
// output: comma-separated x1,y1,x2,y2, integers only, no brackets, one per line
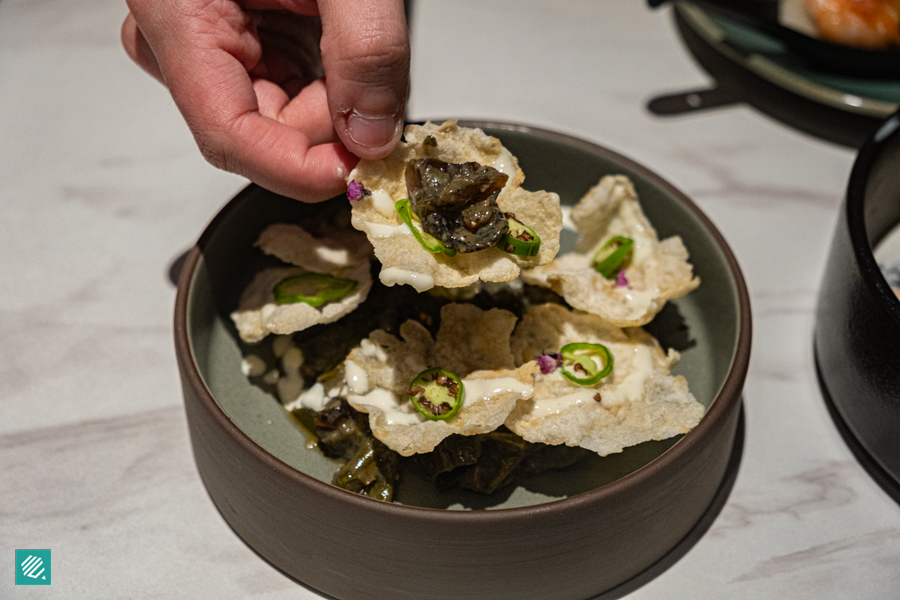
405,158,509,253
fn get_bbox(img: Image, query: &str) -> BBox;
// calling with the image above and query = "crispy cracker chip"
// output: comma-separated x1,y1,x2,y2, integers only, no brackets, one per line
231,224,373,343
348,120,562,290
256,223,371,272
522,175,698,327
506,303,704,456
345,304,538,456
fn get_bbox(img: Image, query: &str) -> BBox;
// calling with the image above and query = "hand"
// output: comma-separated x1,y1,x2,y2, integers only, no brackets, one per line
121,0,410,202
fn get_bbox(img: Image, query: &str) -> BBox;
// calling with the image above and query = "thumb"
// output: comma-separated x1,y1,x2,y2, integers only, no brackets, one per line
318,0,409,159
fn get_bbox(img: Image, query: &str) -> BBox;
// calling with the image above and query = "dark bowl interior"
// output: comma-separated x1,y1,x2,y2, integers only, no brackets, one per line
816,111,900,488
175,121,751,599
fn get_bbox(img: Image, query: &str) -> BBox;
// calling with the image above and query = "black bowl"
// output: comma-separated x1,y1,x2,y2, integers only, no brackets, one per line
815,110,900,500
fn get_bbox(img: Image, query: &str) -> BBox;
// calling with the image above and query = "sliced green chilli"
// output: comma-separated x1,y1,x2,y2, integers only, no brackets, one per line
395,199,457,257
272,272,358,307
500,216,541,257
559,342,613,386
592,236,634,278
407,367,464,421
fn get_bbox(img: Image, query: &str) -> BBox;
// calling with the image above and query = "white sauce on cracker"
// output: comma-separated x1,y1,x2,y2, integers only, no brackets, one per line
602,345,655,405
371,189,396,217
529,345,655,417
350,376,531,428
531,390,593,418
351,216,410,239
360,339,388,362
492,148,515,181
287,382,327,412
380,267,435,291
345,360,370,395
349,389,424,425
462,377,534,405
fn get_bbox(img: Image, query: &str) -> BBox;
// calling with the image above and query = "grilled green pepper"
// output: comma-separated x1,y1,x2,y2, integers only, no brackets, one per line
500,215,541,257
395,199,457,257
559,342,614,386
592,236,634,278
273,273,357,307
407,367,465,421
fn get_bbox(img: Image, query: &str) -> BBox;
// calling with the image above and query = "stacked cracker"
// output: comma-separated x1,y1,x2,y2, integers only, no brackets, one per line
347,119,563,290
231,222,373,343
237,120,705,461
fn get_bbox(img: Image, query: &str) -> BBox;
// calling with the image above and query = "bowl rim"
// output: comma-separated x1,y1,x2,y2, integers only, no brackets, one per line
174,119,752,519
845,110,900,327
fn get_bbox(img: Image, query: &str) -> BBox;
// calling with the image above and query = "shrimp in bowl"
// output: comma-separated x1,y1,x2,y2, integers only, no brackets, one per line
804,0,900,48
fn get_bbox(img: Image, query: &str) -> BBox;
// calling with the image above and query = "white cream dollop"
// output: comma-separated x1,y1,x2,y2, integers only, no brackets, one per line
356,218,411,239
287,382,327,412
344,360,370,395
371,189,397,217
379,267,435,292
601,344,654,405
349,389,424,425
360,339,388,362
492,147,515,182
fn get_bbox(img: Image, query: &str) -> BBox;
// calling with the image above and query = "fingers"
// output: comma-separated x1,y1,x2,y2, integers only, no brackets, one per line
123,0,354,202
213,116,357,202
318,0,410,159
253,78,339,146
250,10,323,84
121,13,163,83
173,50,355,201
124,0,410,201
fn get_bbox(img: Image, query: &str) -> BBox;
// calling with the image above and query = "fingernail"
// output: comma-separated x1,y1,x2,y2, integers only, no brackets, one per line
347,111,401,149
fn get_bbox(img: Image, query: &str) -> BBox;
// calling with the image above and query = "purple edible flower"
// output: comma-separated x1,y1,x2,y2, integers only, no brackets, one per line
536,353,563,375
616,269,631,289
347,180,365,202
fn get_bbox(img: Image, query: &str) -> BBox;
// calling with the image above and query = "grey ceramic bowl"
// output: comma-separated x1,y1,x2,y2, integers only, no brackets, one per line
175,121,751,599
816,110,900,502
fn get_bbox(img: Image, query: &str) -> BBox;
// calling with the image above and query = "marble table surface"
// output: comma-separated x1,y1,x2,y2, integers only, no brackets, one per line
2,0,899,598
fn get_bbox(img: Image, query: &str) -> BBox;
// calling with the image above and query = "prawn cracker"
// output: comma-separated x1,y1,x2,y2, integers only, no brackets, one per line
506,303,704,456
523,175,698,327
348,120,562,290
346,304,538,456
231,224,373,343
256,222,372,272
